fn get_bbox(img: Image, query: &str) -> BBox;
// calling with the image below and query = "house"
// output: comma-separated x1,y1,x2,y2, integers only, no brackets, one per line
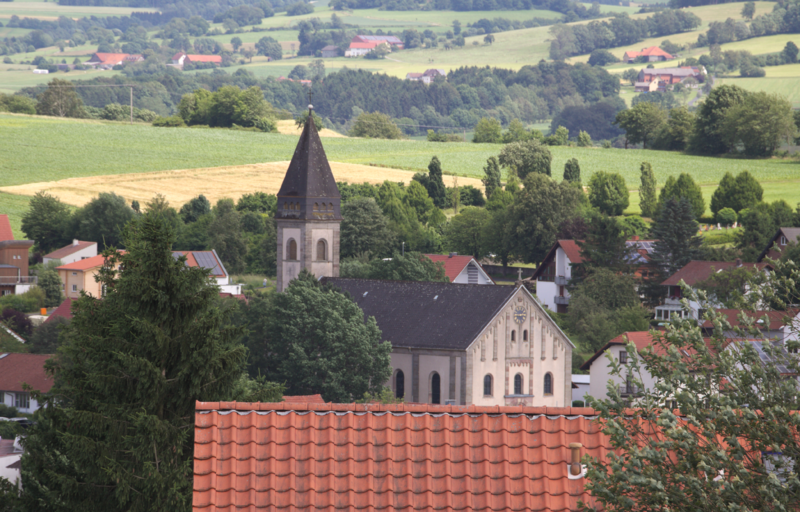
623,46,674,63
634,80,659,93
276,76,312,86
325,278,575,407
172,250,242,295
0,438,23,489
406,68,446,84
84,52,143,69
193,401,602,511
531,238,656,313
0,353,53,414
320,45,340,58
56,252,122,299
43,239,97,265
702,308,791,341
170,52,222,67
572,374,590,404
345,40,389,57
424,253,493,284
44,297,74,325
758,227,800,262
655,259,770,323
0,214,36,296
351,34,404,49
637,66,704,85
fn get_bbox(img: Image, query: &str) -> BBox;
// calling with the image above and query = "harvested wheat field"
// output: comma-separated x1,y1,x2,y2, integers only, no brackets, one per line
0,161,483,208
275,120,346,138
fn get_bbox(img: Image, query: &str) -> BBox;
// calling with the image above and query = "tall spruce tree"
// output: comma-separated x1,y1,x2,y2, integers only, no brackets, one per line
658,173,705,220
482,156,502,198
20,213,247,512
639,162,657,218
650,197,703,278
576,214,635,275
563,158,581,183
426,156,447,208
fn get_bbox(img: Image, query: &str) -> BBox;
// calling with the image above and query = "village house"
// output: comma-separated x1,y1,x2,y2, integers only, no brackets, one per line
351,34,403,49
84,52,144,69
581,331,663,402
43,239,97,265
320,45,340,58
172,250,242,295
406,68,446,84
56,252,122,299
0,353,53,414
758,227,800,262
0,214,36,296
623,46,674,63
424,253,493,284
170,52,222,68
193,401,601,511
637,66,704,86
345,39,390,57
0,438,22,491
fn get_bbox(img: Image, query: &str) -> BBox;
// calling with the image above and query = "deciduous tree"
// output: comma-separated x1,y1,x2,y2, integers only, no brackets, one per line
340,197,395,258
588,171,629,216
445,206,492,259
21,192,72,253
710,170,763,216
472,117,502,143
614,102,666,149
498,139,552,178
721,91,795,157
658,173,705,220
687,84,748,155
349,111,403,139
482,156,502,198
72,192,135,249
35,78,84,118
638,162,657,218
563,158,581,183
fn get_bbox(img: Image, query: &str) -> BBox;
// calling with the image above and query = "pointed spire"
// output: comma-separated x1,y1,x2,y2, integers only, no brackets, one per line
276,105,341,221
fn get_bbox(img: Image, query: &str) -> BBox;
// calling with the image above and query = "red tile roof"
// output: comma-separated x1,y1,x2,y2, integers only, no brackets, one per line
43,240,96,260
186,54,223,63
661,260,769,287
0,214,13,242
702,309,792,331
282,394,326,404
56,252,122,271
45,298,74,324
424,254,480,282
623,46,674,59
193,401,604,511
0,353,53,393
581,331,658,370
558,240,584,265
349,41,382,49
88,52,134,65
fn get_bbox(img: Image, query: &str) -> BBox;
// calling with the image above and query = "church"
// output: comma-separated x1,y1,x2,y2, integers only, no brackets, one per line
274,108,574,407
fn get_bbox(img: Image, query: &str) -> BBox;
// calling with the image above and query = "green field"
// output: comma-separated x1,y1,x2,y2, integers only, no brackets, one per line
2,113,800,235
0,1,158,19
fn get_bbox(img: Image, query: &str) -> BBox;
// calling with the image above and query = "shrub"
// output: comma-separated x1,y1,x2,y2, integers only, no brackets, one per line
255,117,277,133
152,115,186,127
716,207,737,226
0,288,46,314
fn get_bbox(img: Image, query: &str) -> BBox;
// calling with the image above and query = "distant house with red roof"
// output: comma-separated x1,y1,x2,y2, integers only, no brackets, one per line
84,52,144,69
0,214,36,296
351,34,403,48
0,353,53,414
424,253,493,284
170,52,222,68
43,239,97,265
345,40,389,57
406,68,446,84
193,401,601,511
44,298,74,325
623,46,674,63
56,252,122,299
638,66,704,86
757,227,800,262
172,250,241,295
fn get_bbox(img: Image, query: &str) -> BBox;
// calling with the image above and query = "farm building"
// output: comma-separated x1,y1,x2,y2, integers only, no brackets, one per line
637,66,704,85
345,40,389,57
623,46,674,63
320,45,340,58
170,52,222,68
273,115,574,407
43,239,97,265
351,34,404,48
406,68,446,84
0,214,36,296
84,53,143,69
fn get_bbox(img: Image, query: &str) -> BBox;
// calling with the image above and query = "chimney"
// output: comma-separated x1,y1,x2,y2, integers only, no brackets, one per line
569,442,583,477
73,239,79,246
735,258,743,268
631,235,639,241
449,252,457,258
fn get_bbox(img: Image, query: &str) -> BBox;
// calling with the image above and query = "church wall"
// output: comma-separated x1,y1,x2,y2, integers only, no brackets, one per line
277,222,340,292
418,355,452,405
277,224,302,292
389,352,412,400
466,287,573,407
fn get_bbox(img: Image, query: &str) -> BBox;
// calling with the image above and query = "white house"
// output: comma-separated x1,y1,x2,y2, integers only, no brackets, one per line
172,250,242,295
424,253,493,284
530,240,582,313
43,239,97,265
0,353,53,414
580,331,661,402
571,374,590,404
0,437,23,489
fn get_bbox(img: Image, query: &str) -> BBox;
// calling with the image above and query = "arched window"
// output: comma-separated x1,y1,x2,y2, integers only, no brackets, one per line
283,201,288,210
431,373,441,404
511,330,516,342
313,203,319,212
395,370,405,399
523,330,528,341
316,239,327,261
514,374,523,395
287,239,297,260
483,374,492,396
544,373,553,395
329,202,334,211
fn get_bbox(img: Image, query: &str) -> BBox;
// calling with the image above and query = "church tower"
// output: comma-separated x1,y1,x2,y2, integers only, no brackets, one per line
275,107,341,292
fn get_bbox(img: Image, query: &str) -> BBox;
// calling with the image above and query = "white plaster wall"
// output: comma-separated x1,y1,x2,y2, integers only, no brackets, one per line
47,244,97,265
309,227,334,278
418,355,451,404
451,263,493,285
0,454,21,487
587,345,657,401
389,352,412,400
556,248,567,277
536,281,557,312
281,227,302,289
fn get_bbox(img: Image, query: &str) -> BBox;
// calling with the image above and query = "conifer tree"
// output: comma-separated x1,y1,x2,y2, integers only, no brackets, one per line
426,156,447,208
638,162,657,218
577,214,634,275
563,158,580,183
658,173,705,220
650,197,703,278
21,213,247,512
482,156,502,198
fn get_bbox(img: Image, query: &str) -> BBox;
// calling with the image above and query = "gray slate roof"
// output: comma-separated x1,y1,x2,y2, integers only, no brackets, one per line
323,278,518,350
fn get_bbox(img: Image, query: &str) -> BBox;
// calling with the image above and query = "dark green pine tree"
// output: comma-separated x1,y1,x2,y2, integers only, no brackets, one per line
650,197,703,278
563,158,580,183
21,212,247,512
639,162,657,218
482,156,502,198
576,214,635,276
426,156,447,208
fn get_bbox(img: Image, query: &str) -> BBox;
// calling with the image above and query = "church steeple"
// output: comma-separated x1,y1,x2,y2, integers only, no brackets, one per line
276,106,341,222
275,106,342,292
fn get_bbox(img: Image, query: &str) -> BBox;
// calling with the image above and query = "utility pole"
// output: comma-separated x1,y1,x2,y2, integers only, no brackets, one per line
130,86,133,124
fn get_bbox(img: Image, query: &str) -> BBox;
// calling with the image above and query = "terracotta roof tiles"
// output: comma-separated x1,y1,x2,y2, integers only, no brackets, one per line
44,298,74,324
661,260,768,287
0,214,13,242
0,353,53,393
193,402,604,511
56,253,114,271
423,254,475,282
43,240,96,260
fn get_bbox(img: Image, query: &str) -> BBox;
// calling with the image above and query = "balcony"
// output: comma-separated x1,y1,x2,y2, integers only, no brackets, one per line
555,275,569,286
554,296,569,305
618,384,642,397
0,276,37,285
